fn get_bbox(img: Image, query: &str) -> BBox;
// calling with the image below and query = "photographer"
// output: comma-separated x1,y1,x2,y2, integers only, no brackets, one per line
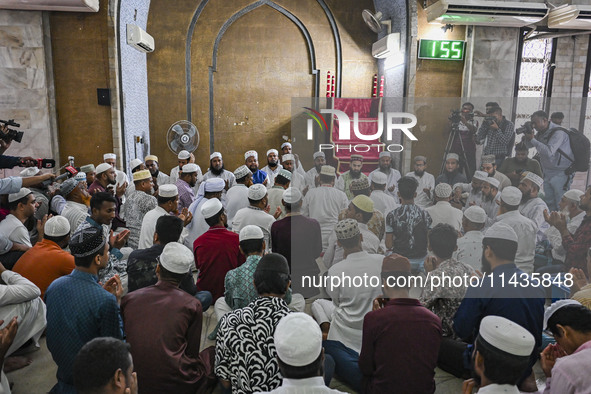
476,106,515,167
448,102,478,180
498,142,542,187
0,123,38,169
523,110,572,211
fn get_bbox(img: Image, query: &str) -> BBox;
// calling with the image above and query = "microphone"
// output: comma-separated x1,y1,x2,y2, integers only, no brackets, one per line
42,166,77,188
18,157,56,168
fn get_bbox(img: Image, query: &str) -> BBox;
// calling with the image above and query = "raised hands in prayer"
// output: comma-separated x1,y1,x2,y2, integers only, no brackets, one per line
543,209,568,233
540,343,568,377
110,229,130,250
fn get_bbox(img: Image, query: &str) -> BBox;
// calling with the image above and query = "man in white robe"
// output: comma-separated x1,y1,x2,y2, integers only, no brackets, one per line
453,206,486,271
304,152,326,190
232,184,278,251
184,178,225,249
425,183,463,232
369,171,399,219
261,149,282,188
202,152,235,203
369,151,401,201
404,156,435,209
545,189,585,264
518,172,550,244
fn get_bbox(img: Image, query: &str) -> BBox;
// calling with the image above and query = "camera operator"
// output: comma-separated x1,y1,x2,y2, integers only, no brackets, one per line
448,102,478,179
523,110,572,211
0,123,39,169
476,106,515,168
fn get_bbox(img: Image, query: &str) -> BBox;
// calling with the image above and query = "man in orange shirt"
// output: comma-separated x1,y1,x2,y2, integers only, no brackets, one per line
13,216,74,298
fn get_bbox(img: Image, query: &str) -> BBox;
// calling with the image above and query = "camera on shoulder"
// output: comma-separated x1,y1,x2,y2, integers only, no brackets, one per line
0,119,24,143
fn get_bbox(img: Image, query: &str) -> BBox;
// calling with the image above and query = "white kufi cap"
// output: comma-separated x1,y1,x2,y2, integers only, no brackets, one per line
435,183,452,198
103,153,116,160
204,178,225,192
181,163,198,174
210,152,222,160
130,158,143,171
544,299,582,330
239,225,264,241
45,216,70,237
8,188,32,203
244,150,258,160
500,186,522,206
95,163,112,175
274,313,322,367
282,154,295,162
484,221,518,243
479,316,535,357
159,184,178,198
178,150,190,160
483,177,500,189
473,171,488,181
464,206,487,224
159,242,194,274
267,149,278,156
524,172,544,188
563,189,585,202
201,198,223,219
234,165,251,179
371,172,387,185
313,152,325,159
248,184,267,200
283,188,302,204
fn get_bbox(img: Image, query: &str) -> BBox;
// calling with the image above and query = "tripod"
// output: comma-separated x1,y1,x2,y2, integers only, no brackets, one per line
440,123,472,178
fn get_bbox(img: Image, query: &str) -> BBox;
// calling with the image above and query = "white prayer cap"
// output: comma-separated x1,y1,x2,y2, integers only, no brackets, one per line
282,154,295,162
60,178,78,197
159,184,178,198
244,150,258,160
181,163,198,174
8,188,32,203
523,172,543,188
248,184,267,200
178,150,190,160
274,313,322,367
234,165,251,179
80,164,95,173
130,158,143,171
473,171,488,181
210,152,222,160
19,167,40,177
479,316,535,357
544,300,582,330
464,206,487,224
267,149,278,156
103,153,116,160
239,225,264,241
563,189,585,202
481,154,496,165
45,216,70,237
446,153,459,162
483,177,500,189
281,142,292,149
201,198,223,219
484,221,518,243
159,242,194,274
144,155,158,162
278,169,292,181
435,183,452,198
453,183,463,190
132,170,151,182
74,172,87,182
95,163,112,175
313,151,325,159
371,172,387,185
500,186,522,206
379,151,391,159
320,165,336,177
204,178,225,192
283,188,302,204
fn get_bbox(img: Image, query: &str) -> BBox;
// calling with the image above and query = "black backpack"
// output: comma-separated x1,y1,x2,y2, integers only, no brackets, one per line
546,126,590,174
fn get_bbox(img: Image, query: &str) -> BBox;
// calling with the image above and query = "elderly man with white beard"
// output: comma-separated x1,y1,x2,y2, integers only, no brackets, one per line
518,172,550,244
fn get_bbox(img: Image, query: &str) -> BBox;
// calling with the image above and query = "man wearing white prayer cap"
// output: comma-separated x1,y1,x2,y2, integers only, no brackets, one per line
452,206,487,271
436,153,467,187
544,189,586,269
335,154,368,200
368,170,399,219
404,156,436,209
124,158,147,198
18,166,51,222
225,165,253,230
425,183,463,231
368,151,402,201
245,150,270,186
122,170,157,249
202,152,235,201
0,188,36,248
302,165,349,251
103,153,130,190
280,141,306,179
184,178,225,249
261,148,283,188
175,162,199,212
518,171,550,245
465,316,536,393
144,154,170,188
494,186,537,273
452,221,545,390
457,170,488,209
305,151,327,189
231,184,278,251
478,177,501,229
267,169,292,220
169,150,203,194
280,154,306,193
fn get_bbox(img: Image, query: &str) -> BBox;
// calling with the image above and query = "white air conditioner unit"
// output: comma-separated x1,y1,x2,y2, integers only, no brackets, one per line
126,24,155,53
548,5,591,30
0,0,98,12
426,0,547,27
372,33,400,59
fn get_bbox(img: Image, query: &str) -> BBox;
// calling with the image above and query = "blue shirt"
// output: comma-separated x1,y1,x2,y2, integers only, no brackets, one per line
45,269,124,392
252,169,268,185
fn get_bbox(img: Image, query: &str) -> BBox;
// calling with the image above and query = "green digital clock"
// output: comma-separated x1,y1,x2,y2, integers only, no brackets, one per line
418,39,465,61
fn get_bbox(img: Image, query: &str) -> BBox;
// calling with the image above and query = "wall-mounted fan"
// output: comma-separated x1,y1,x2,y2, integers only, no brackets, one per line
166,120,199,154
362,9,391,34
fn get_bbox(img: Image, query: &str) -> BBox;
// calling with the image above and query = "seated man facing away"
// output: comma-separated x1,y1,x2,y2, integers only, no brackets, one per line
73,337,137,394
463,316,536,394
215,254,293,394
126,215,212,311
452,206,486,272
359,254,442,394
122,242,215,394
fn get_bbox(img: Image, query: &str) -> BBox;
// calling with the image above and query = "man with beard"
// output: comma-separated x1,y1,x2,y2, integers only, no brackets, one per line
202,152,235,199
518,172,550,244
435,153,467,187
88,163,125,229
462,316,536,394
103,153,130,191
476,106,515,167
480,154,510,191
80,164,96,186
124,158,146,198
305,152,326,190
496,186,536,274
545,185,591,274
184,178,225,249
19,167,51,222
145,154,170,190
405,156,435,209
479,177,500,229
261,149,283,188
369,152,401,201
61,178,92,236
226,166,253,229
169,150,203,189
280,154,305,192
280,142,306,177
176,163,199,211
447,222,544,392
245,150,269,185
194,198,244,302
498,142,542,187
336,154,368,200
122,170,158,249
457,170,488,209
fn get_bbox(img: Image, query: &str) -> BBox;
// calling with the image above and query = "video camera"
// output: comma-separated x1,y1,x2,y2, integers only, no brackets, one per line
449,110,462,124
516,121,534,135
483,116,497,128
0,119,24,143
